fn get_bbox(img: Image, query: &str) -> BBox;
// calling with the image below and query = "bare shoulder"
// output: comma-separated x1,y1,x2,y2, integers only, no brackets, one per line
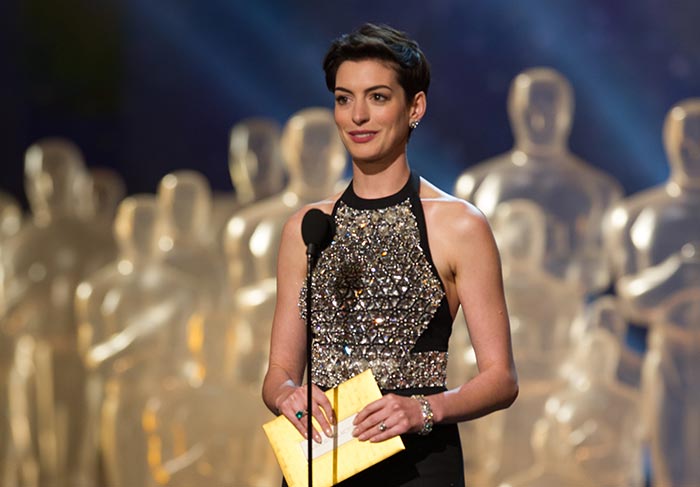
419,178,491,236
418,177,498,284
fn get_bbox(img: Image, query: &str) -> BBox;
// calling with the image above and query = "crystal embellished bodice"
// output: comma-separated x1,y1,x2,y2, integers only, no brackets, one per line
303,173,453,392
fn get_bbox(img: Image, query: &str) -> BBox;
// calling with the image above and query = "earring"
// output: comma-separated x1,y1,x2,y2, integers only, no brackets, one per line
409,120,420,129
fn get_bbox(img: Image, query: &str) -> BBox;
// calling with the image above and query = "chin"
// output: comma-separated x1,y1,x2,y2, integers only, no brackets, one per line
347,148,376,161
351,153,383,165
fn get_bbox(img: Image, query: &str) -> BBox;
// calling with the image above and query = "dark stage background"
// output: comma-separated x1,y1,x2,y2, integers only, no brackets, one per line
2,0,699,205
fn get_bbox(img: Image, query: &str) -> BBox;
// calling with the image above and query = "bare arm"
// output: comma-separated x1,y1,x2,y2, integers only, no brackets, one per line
262,210,307,407
261,207,335,442
430,201,518,424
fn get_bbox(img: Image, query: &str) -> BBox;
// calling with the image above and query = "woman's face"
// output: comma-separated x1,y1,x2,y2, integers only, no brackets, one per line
333,59,424,166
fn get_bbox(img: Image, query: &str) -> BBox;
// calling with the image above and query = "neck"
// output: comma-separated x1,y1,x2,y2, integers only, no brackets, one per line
351,151,411,199
351,163,411,199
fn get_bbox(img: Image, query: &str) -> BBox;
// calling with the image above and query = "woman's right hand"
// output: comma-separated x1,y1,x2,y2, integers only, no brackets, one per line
275,382,336,443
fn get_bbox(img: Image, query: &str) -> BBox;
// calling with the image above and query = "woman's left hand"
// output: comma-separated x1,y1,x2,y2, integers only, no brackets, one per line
352,393,424,442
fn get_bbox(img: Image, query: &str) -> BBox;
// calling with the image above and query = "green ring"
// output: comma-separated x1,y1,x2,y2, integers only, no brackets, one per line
295,410,304,420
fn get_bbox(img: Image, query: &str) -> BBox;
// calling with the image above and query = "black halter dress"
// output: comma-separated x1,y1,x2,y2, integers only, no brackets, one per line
285,172,464,486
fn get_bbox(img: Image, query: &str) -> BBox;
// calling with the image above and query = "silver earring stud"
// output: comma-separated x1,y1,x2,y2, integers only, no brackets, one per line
409,120,420,129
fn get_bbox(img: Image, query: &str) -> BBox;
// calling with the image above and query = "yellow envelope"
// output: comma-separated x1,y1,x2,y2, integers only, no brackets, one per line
262,369,405,487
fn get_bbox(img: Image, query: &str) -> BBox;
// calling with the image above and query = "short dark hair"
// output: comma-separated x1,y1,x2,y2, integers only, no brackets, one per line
322,23,430,101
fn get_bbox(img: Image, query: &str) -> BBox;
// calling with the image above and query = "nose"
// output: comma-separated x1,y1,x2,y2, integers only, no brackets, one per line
352,99,369,126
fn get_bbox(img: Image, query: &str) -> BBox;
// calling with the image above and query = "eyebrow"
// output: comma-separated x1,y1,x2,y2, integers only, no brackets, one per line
334,84,394,94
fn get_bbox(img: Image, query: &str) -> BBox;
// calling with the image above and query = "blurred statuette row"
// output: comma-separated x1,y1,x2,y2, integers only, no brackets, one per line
0,68,698,487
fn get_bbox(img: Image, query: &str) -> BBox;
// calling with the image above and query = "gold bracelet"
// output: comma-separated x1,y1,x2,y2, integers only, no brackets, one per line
411,394,434,436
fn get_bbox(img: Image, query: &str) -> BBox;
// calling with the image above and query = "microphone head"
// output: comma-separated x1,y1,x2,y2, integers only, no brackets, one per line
301,208,335,253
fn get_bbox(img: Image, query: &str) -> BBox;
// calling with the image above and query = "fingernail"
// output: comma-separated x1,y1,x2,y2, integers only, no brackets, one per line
325,427,333,437
314,434,322,444
303,431,308,439
352,427,358,437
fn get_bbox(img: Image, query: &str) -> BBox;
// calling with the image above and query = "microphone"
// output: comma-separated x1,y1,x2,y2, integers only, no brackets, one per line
300,208,334,487
301,208,335,257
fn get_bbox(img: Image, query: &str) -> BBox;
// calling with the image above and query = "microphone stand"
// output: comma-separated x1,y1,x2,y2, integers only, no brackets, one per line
300,208,334,487
305,244,317,487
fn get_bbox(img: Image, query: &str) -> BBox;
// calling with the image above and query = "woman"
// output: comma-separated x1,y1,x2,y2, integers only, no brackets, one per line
262,23,518,485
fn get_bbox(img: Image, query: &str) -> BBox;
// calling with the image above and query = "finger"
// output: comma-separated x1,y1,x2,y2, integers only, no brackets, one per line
293,387,329,443
368,422,395,443
289,407,326,444
312,385,337,424
298,405,325,443
353,409,388,440
356,396,413,441
307,421,324,444
287,406,310,439
357,415,395,442
279,389,311,439
309,406,333,440
310,388,335,437
353,397,384,425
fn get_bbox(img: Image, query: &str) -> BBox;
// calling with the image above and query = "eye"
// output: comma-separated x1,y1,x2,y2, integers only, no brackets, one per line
335,95,349,105
371,93,388,102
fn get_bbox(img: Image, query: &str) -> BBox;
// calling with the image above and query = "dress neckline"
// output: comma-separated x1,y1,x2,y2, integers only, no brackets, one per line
341,171,420,210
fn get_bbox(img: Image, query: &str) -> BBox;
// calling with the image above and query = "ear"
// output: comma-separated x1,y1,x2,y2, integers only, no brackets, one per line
410,91,427,121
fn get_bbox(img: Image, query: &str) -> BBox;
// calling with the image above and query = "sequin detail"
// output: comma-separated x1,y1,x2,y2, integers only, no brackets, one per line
300,198,447,390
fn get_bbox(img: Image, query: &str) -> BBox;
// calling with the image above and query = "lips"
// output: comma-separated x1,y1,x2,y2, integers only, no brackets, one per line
348,130,378,143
